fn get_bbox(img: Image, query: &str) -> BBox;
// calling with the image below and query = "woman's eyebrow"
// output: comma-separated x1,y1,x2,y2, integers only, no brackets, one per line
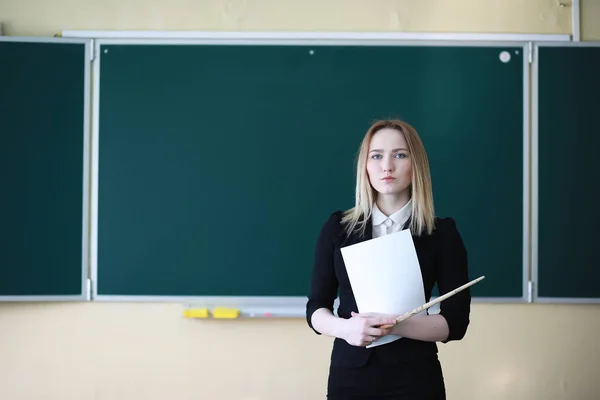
369,148,408,153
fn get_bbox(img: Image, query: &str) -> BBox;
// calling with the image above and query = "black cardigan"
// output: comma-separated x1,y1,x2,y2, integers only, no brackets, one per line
306,211,472,367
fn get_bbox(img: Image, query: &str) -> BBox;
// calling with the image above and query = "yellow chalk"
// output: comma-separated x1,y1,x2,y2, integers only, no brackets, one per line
183,308,209,319
212,307,240,319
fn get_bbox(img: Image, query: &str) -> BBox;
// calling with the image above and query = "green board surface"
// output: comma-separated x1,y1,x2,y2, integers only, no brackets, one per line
537,45,600,300
96,43,525,299
0,39,88,298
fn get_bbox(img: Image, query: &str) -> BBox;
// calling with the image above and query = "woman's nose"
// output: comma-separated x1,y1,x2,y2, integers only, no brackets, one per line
383,158,394,171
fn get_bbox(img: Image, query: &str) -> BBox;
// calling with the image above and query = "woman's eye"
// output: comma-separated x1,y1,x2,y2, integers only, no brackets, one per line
371,154,382,160
395,153,407,158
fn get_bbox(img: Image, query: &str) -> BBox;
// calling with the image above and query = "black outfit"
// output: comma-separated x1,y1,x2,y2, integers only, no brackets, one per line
306,211,471,400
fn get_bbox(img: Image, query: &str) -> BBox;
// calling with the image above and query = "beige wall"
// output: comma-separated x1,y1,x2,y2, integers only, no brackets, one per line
0,0,589,37
1,1,599,399
581,0,600,40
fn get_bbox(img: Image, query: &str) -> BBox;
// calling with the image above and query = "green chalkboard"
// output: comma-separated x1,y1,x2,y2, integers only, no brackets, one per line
95,42,526,300
0,38,90,300
536,44,600,301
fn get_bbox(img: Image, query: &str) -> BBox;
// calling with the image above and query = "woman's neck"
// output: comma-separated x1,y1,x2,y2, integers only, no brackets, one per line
376,193,411,216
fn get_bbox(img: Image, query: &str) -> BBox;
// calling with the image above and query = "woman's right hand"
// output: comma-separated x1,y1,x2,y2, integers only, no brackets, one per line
340,312,397,347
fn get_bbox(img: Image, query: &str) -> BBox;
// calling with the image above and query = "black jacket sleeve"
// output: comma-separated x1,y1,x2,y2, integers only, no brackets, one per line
435,217,471,343
305,212,341,334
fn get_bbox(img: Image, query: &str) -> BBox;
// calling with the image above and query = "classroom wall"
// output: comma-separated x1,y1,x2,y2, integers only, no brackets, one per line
581,0,600,40
1,1,599,399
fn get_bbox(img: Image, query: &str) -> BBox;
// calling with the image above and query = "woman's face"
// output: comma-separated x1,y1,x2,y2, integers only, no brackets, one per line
366,128,412,197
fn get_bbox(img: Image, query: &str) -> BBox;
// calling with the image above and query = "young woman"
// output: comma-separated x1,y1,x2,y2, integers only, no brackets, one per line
306,119,471,399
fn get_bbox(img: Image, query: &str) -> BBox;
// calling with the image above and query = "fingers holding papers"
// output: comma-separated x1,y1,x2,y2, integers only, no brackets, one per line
341,311,396,347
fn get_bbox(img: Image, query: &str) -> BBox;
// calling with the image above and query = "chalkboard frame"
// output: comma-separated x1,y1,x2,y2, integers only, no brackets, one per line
0,36,92,301
532,41,600,304
90,37,532,312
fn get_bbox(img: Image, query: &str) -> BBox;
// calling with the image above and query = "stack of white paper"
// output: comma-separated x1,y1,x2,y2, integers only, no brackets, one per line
340,229,426,348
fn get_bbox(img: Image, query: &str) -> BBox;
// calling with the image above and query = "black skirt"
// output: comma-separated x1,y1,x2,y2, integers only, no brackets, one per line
326,350,446,400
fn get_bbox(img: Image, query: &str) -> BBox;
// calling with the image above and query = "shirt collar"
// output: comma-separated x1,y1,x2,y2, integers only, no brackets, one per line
372,199,412,227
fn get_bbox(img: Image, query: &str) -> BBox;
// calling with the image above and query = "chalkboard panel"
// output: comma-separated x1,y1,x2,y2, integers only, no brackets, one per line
535,43,600,302
94,41,527,302
0,37,90,300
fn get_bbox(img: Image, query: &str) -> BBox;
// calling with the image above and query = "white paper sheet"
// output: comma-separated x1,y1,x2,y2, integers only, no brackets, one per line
340,229,426,348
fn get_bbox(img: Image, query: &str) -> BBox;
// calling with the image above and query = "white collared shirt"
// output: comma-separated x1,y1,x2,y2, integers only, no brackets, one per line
371,199,412,238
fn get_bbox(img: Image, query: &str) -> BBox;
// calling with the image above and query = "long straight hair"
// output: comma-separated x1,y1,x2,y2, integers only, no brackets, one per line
341,119,436,237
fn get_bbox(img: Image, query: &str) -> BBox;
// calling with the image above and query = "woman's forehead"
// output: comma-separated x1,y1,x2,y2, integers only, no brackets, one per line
369,128,406,147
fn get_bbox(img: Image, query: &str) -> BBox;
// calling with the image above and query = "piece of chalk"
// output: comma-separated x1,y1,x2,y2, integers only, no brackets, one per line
183,308,209,319
212,307,240,319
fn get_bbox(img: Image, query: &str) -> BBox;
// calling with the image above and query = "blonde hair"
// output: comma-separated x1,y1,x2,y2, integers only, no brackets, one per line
341,119,435,237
